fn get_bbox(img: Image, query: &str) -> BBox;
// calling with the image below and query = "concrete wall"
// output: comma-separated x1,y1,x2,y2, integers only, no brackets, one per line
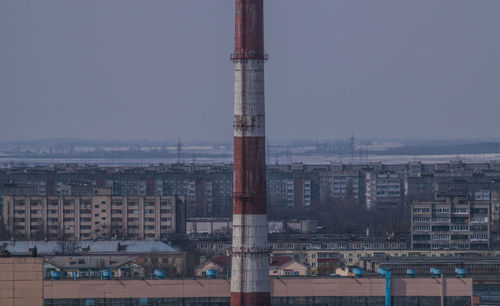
43,277,472,299
0,257,43,306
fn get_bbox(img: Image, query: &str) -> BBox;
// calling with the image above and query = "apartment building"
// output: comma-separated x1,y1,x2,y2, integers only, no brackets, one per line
267,164,316,210
319,169,363,202
3,161,500,216
365,172,403,209
2,192,185,240
411,196,491,250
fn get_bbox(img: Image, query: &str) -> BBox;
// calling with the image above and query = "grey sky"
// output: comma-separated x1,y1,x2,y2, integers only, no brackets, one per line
1,0,499,141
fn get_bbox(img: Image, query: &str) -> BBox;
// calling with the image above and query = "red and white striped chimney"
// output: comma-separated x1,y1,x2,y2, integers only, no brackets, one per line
230,0,270,305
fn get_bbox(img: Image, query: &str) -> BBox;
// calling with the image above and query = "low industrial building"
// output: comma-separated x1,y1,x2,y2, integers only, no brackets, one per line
0,257,475,306
185,233,500,275
194,256,309,278
361,256,500,280
45,256,145,279
0,240,187,277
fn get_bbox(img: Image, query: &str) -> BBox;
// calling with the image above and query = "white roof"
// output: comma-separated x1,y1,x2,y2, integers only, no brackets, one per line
0,240,180,256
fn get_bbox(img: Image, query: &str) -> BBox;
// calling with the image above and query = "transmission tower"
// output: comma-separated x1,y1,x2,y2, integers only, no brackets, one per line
349,133,355,164
176,138,183,164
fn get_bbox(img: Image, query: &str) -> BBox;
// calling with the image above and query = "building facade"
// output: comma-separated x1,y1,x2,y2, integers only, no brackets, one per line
365,172,403,209
3,161,500,217
411,196,491,250
2,193,185,240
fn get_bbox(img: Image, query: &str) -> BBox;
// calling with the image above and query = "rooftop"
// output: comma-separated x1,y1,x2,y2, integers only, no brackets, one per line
0,240,180,256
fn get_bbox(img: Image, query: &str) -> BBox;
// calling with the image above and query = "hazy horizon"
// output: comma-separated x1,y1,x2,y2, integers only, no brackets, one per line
2,0,500,141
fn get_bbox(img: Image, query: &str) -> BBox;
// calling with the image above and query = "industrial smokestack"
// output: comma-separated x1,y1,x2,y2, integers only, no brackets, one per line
230,0,269,305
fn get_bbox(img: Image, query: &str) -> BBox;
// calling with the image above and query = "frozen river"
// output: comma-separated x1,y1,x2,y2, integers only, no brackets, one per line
1,153,499,167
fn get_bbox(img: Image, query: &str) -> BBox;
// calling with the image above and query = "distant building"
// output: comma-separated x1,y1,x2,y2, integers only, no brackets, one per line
194,256,308,277
3,160,500,216
194,256,231,278
186,218,232,235
411,196,491,250
365,172,403,209
319,168,363,203
286,220,318,234
268,256,308,277
361,256,500,278
267,163,316,210
186,218,288,235
45,256,146,279
1,240,186,277
2,193,185,240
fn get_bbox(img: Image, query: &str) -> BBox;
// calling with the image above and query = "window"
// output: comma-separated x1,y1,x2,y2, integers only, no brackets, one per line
471,216,488,223
432,217,449,222
413,208,430,213
431,234,450,241
451,225,468,231
413,225,430,231
432,208,450,213
471,234,488,240
413,217,430,222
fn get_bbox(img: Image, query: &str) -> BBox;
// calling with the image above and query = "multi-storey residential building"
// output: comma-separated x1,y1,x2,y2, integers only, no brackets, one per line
411,196,491,250
2,191,185,240
3,161,500,217
365,172,403,209
266,163,319,210
319,167,363,203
